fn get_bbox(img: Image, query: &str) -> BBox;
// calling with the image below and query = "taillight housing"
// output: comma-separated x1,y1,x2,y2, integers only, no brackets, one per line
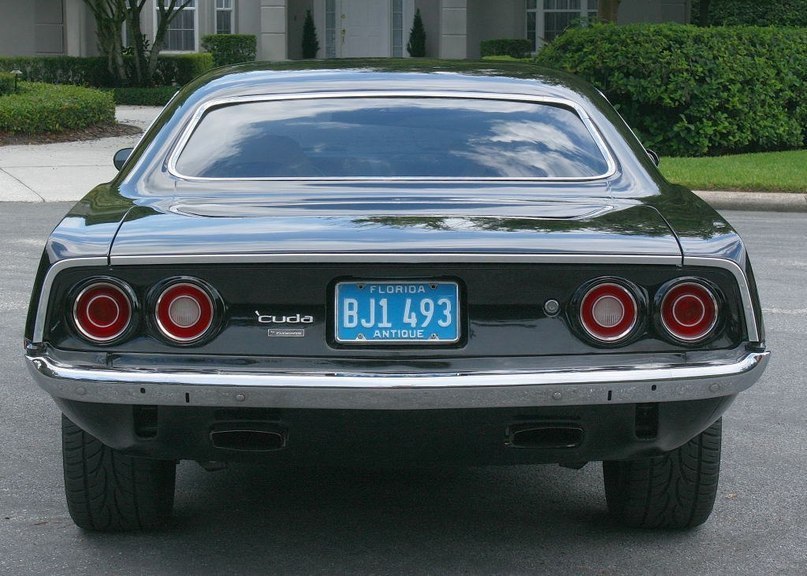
154,280,217,344
658,280,719,343
72,280,133,344
578,280,640,344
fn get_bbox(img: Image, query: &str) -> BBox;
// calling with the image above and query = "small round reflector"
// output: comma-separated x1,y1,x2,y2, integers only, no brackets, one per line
579,282,638,343
660,281,718,342
155,282,214,343
73,282,132,343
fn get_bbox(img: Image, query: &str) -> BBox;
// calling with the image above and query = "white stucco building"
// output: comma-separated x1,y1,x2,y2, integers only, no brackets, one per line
0,0,691,61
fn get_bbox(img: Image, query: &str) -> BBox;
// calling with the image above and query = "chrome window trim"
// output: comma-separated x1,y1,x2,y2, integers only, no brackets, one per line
31,253,760,344
165,91,618,183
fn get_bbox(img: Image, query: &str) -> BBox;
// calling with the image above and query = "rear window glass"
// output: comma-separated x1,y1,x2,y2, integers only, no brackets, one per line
174,98,610,179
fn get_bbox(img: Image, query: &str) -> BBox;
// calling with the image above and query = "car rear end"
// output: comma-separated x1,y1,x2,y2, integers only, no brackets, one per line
24,70,768,530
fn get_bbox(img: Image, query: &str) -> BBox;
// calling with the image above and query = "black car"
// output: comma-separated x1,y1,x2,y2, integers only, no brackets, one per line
25,65,768,531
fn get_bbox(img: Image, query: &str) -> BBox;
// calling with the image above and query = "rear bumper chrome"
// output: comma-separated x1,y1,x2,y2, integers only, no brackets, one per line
26,350,769,410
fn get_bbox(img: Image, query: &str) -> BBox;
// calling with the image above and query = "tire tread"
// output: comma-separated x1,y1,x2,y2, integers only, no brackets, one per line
61,415,175,531
604,418,722,529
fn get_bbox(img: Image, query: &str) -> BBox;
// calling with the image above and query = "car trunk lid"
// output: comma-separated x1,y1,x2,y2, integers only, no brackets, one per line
109,190,681,261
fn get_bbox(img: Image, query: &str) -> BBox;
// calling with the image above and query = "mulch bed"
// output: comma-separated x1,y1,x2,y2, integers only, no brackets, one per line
0,123,142,146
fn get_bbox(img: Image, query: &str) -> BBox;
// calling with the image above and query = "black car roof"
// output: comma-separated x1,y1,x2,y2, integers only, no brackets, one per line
179,61,604,107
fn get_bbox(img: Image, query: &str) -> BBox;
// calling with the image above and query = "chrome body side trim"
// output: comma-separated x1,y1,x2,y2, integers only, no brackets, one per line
32,257,108,344
26,351,769,410
685,256,759,343
165,91,618,183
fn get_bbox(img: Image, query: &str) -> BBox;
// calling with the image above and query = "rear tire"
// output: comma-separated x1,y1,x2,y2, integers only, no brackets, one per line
603,418,722,529
61,415,176,531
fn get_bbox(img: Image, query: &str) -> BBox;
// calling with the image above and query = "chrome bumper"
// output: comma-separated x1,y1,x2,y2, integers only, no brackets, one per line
26,351,769,410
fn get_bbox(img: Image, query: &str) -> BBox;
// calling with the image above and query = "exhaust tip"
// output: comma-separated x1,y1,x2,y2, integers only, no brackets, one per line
506,424,584,449
210,427,287,452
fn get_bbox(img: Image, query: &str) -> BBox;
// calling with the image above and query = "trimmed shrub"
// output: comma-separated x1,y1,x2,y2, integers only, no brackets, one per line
0,82,115,133
111,86,178,106
301,10,320,59
0,53,213,87
150,53,214,85
0,72,16,95
407,9,426,57
480,39,532,59
0,56,112,86
201,34,257,67
534,24,807,156
692,0,807,27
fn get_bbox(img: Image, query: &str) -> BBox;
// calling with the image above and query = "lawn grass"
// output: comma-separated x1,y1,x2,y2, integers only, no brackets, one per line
660,150,807,193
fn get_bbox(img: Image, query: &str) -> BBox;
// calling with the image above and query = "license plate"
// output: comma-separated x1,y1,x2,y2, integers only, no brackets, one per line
335,281,460,344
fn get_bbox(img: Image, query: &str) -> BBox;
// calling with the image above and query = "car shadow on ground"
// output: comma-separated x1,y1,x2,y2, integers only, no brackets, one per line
82,463,687,569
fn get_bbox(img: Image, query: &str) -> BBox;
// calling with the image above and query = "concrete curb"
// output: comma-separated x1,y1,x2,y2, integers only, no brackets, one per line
694,191,807,213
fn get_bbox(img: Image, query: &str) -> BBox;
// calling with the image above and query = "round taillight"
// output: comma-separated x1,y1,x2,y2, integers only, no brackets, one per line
73,282,132,343
155,282,215,343
660,281,718,342
579,282,638,343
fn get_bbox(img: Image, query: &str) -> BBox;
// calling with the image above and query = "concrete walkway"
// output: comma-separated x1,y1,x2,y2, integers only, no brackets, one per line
0,106,157,202
1,105,805,211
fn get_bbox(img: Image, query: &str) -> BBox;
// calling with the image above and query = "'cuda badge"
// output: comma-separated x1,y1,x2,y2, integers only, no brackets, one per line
255,311,314,324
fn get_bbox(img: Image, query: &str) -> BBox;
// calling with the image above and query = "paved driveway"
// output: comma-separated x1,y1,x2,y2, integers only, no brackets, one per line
0,106,160,202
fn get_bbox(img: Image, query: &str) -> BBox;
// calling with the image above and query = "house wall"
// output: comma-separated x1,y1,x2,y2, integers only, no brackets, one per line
466,0,523,59
0,0,38,56
439,0,467,59
238,0,263,41
81,4,100,56
0,0,691,62
286,0,313,60
260,0,288,59
414,0,439,58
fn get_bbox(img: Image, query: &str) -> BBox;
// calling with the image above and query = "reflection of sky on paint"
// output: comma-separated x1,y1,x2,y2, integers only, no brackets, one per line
175,98,609,179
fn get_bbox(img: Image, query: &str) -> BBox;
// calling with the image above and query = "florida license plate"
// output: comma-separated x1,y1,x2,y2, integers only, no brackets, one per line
335,281,460,344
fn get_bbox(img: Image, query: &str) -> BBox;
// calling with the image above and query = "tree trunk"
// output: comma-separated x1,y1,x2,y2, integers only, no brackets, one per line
145,0,194,86
127,0,148,85
83,0,128,84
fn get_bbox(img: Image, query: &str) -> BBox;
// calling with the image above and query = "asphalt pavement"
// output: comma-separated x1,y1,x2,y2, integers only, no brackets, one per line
0,105,806,210
0,205,804,575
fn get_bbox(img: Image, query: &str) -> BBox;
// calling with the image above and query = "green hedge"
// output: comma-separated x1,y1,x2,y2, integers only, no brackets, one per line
111,86,178,106
201,34,257,66
150,53,214,85
534,24,807,156
0,56,111,86
480,39,532,59
0,53,213,87
692,0,807,26
0,82,115,133
0,71,15,95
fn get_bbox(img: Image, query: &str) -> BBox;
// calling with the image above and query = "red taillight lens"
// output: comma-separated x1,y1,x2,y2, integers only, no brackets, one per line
660,281,718,342
73,282,132,343
155,282,215,343
579,282,638,343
